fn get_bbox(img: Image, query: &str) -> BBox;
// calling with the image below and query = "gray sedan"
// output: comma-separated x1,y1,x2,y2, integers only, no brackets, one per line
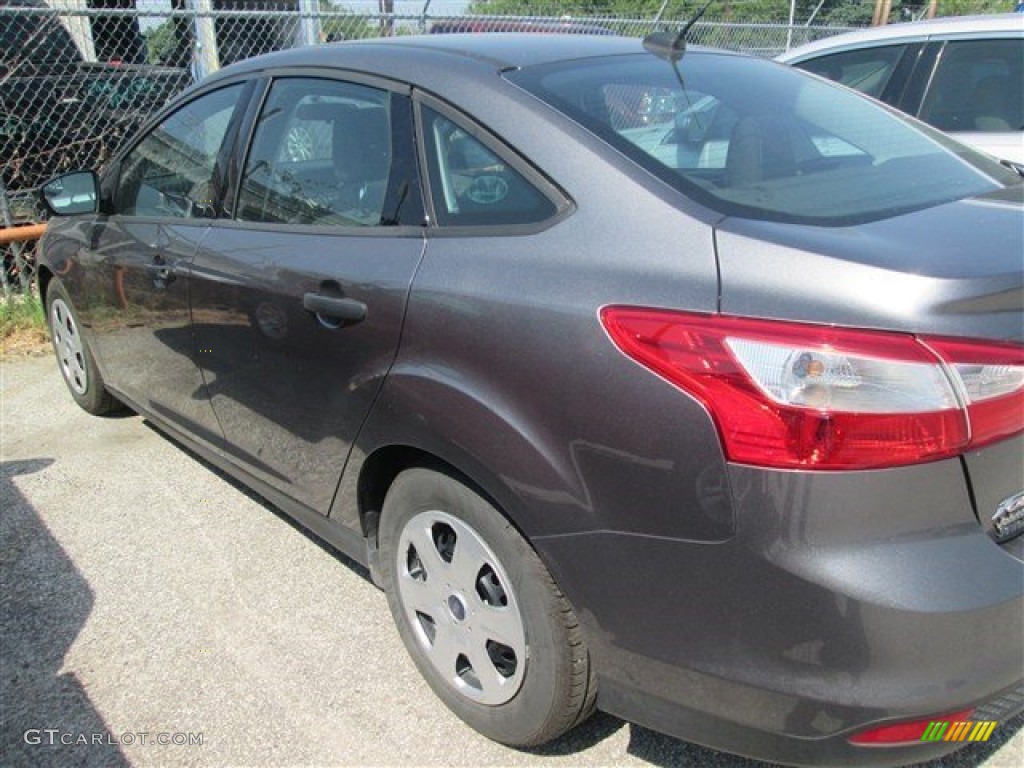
37,33,1023,767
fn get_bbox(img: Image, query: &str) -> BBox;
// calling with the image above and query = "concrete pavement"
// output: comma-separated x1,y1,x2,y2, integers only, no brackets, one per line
2,354,1021,768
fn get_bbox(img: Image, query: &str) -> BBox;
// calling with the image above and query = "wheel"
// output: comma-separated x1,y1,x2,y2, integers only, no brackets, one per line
46,280,121,415
379,467,596,747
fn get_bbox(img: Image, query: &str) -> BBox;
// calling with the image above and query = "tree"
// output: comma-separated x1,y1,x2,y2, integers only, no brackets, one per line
144,19,182,66
321,0,380,41
466,1,818,23
468,0,1014,22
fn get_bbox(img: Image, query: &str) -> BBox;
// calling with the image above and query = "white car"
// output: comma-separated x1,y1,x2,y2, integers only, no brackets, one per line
778,14,1024,164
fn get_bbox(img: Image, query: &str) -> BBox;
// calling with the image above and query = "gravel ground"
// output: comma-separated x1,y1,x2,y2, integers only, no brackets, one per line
2,354,1022,768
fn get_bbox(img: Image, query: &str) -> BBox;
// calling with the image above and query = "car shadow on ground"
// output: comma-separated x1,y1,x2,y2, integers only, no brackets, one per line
140,419,371,582
0,458,130,768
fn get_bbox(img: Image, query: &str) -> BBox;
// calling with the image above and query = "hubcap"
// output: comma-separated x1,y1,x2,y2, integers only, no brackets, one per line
50,298,88,395
396,510,527,706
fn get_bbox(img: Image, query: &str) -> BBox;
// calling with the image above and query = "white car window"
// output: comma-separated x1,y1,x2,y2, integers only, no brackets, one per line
920,39,1024,134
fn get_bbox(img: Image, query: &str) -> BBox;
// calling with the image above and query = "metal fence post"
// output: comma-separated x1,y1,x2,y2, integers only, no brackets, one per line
786,0,796,51
299,0,321,45
189,0,220,79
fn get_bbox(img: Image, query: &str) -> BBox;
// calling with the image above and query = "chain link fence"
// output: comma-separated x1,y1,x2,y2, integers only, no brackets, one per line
0,0,1012,292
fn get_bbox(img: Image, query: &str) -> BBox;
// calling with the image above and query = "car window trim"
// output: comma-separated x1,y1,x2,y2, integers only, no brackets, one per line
876,42,921,111
222,76,270,220
211,78,259,219
887,41,936,116
226,69,424,234
919,40,952,122
203,217,426,239
411,89,574,237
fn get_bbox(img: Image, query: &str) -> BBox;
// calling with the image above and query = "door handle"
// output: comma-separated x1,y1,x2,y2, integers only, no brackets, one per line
303,292,367,327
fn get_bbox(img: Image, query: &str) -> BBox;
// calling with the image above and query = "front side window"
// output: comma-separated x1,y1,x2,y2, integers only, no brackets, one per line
508,53,1020,226
237,78,392,227
420,106,557,227
919,39,1024,133
114,85,243,218
795,44,907,99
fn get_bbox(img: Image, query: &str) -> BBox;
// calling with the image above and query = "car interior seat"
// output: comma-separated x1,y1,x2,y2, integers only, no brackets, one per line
332,106,390,224
969,75,1019,132
726,114,798,186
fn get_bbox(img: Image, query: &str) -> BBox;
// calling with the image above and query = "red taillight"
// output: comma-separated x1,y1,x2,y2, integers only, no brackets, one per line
927,336,1024,448
848,709,974,746
600,308,1024,470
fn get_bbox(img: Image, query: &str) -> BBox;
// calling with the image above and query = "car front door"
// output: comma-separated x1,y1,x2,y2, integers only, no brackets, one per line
83,82,247,439
190,74,425,515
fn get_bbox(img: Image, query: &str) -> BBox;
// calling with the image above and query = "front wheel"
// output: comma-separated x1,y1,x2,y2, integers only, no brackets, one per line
379,467,595,747
46,280,121,415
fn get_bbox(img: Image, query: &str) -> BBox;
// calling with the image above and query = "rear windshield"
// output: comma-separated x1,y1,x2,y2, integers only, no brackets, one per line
507,52,1021,225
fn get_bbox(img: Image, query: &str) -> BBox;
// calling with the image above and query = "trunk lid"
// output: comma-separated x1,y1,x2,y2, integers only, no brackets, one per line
715,188,1023,343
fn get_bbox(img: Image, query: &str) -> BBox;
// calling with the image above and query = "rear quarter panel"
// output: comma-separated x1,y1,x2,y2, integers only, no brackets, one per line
335,88,731,544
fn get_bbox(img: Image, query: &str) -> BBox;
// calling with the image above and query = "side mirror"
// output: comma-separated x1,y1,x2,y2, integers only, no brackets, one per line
40,171,100,216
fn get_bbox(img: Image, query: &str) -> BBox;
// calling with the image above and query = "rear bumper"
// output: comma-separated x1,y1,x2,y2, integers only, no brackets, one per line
595,677,1023,767
533,455,1024,766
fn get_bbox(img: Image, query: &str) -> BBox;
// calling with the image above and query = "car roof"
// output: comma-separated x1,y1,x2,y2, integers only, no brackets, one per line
214,33,748,83
777,13,1023,62
223,33,646,75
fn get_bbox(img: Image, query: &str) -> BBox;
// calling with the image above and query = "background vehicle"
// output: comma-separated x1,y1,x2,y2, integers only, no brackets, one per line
0,0,190,197
36,34,1024,767
778,14,1024,165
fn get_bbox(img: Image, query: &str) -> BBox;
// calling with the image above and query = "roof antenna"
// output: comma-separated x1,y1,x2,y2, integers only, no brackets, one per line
643,0,714,62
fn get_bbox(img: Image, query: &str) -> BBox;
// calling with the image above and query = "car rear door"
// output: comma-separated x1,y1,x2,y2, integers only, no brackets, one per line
190,73,425,515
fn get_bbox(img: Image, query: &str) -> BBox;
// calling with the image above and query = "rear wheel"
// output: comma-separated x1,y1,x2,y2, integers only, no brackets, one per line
46,280,120,415
379,467,595,747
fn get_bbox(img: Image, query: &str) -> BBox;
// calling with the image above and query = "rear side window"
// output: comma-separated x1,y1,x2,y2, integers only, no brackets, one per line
419,105,558,228
919,39,1024,133
795,44,908,99
237,78,393,227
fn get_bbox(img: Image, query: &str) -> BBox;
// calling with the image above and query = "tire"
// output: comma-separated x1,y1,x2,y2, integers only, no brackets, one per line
46,280,121,416
379,467,596,747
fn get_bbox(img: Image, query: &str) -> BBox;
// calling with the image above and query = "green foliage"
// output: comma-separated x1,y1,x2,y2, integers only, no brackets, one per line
935,0,1015,13
467,1,797,21
0,290,45,343
143,0,1021,64
823,1,878,25
144,20,179,66
321,0,382,42
468,0,1016,23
